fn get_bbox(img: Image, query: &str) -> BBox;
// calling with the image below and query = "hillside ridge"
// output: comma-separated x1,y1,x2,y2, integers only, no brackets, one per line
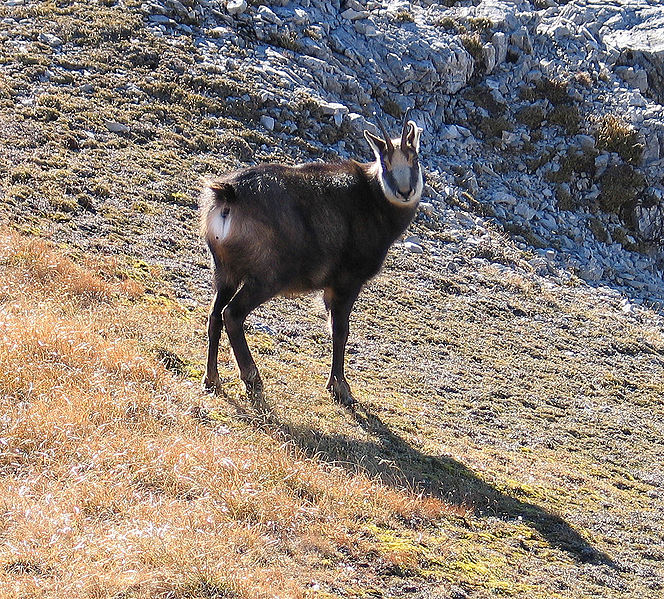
2,0,664,307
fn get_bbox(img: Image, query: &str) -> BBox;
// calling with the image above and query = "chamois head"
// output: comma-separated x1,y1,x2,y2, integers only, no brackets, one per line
364,110,423,207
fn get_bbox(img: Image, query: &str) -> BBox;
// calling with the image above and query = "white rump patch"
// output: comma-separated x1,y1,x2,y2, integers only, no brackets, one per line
209,205,233,242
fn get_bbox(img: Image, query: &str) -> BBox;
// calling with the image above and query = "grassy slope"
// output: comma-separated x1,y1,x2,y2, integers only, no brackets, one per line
2,1,664,598
0,230,459,598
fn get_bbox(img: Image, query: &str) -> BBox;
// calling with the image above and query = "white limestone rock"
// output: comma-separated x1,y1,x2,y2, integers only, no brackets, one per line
226,0,247,16
105,121,130,134
38,32,62,48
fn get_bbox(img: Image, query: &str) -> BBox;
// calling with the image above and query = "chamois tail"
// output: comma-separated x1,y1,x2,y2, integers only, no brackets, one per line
208,180,236,204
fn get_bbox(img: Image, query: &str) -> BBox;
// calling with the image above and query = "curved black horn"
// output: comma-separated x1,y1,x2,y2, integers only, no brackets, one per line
401,107,413,149
373,111,394,153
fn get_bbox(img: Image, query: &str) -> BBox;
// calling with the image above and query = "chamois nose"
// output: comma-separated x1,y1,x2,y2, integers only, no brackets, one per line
398,187,413,200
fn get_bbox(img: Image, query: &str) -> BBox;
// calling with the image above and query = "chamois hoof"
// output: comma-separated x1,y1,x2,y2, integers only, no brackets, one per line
243,369,264,399
202,373,223,395
327,377,355,407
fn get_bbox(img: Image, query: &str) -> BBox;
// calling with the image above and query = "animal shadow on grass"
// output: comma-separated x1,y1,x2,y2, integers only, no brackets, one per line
224,389,616,569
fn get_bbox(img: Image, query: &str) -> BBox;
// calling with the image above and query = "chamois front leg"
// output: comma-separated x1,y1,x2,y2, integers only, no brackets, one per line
222,280,276,398
203,283,237,394
325,286,361,406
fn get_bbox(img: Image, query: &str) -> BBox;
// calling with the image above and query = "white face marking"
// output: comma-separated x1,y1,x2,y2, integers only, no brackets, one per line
364,122,424,207
411,166,424,202
391,153,412,193
379,166,423,206
378,147,423,207
208,206,233,242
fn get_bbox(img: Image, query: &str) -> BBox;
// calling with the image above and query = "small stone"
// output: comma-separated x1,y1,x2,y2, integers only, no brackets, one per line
511,26,532,53
626,90,647,107
165,0,189,18
341,8,369,21
619,298,633,314
551,23,571,39
524,69,542,83
502,130,520,147
319,101,348,117
483,42,497,74
260,115,275,131
355,21,377,36
257,6,281,25
442,125,460,140
404,241,423,254
149,14,173,24
105,121,130,134
615,66,649,94
293,8,309,25
347,113,368,133
345,0,366,11
38,32,62,48
226,0,247,16
576,135,596,152
493,191,518,206
595,153,610,173
492,31,508,65
579,262,604,282
515,201,536,221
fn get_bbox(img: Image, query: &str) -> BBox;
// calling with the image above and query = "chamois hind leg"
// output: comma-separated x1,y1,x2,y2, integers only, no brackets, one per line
325,285,362,406
222,279,277,397
203,279,238,394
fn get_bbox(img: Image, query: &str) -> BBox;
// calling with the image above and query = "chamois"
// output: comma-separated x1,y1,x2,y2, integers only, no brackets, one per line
200,113,423,405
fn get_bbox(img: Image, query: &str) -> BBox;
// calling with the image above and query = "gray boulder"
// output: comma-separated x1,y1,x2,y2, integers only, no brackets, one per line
602,7,664,103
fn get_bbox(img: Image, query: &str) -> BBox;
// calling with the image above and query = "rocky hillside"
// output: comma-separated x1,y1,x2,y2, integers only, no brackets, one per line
1,1,664,598
2,0,664,305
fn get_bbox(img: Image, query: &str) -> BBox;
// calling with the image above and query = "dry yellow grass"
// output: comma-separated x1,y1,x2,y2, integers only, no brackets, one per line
0,229,456,598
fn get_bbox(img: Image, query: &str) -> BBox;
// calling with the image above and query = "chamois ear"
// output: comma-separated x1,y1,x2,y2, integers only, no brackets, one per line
405,121,422,153
364,129,388,160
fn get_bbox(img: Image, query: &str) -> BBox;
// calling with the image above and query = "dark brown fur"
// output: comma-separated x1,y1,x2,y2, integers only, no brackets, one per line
202,162,415,292
201,123,422,405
